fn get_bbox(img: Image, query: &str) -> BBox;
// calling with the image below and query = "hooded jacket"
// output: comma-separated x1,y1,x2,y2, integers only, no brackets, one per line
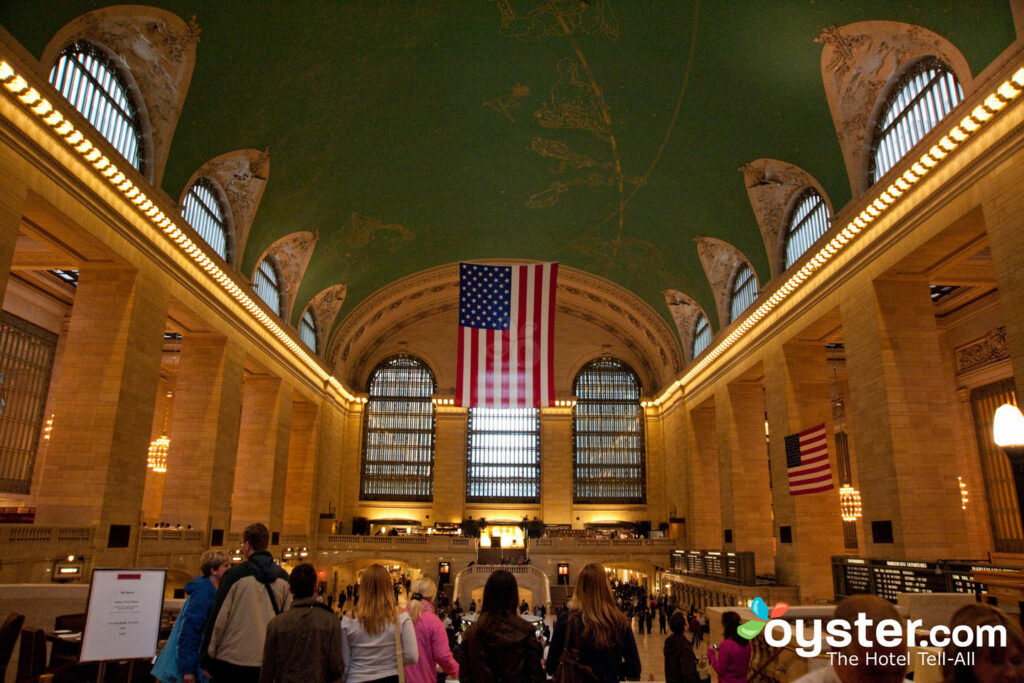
177,575,218,677
201,551,291,669
456,613,545,683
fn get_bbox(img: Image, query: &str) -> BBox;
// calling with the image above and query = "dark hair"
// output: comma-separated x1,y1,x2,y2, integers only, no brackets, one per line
480,570,519,621
722,611,743,643
243,522,270,552
669,611,689,636
289,563,317,599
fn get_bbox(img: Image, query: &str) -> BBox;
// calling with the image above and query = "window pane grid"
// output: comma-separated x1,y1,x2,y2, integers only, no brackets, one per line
692,314,711,358
182,179,229,260
466,408,540,503
254,258,282,316
785,189,831,268
360,357,436,501
870,59,963,183
300,311,317,353
729,264,758,322
572,358,646,504
49,42,142,172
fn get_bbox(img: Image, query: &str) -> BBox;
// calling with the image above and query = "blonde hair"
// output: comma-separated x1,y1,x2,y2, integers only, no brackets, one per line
355,564,397,635
568,563,628,649
406,576,437,624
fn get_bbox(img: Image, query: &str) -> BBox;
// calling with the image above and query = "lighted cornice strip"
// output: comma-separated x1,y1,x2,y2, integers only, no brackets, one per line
653,65,1024,408
0,60,357,404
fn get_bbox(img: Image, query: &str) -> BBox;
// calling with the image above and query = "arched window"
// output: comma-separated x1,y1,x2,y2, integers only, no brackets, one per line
729,263,758,322
870,58,963,184
360,356,436,501
49,41,143,172
466,408,540,503
692,313,712,359
253,256,282,316
784,189,831,268
572,358,645,504
181,178,230,261
299,309,318,353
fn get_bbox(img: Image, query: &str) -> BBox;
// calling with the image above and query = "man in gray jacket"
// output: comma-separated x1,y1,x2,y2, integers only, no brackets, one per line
260,563,343,683
202,522,291,683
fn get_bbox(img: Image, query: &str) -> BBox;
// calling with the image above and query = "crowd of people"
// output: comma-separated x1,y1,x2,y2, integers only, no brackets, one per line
151,521,1024,683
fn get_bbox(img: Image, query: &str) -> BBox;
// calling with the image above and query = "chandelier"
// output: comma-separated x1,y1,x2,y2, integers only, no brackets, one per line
839,484,862,522
147,434,169,473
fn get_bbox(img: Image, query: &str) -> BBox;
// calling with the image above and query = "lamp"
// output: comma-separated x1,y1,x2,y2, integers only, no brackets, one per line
993,403,1024,526
147,434,169,472
839,485,862,522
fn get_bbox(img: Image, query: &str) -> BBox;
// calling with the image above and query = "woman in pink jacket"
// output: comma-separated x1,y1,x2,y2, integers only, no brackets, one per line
708,611,752,683
404,577,459,683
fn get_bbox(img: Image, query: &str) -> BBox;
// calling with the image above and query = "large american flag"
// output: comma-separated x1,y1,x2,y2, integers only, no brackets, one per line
785,424,834,495
456,262,558,408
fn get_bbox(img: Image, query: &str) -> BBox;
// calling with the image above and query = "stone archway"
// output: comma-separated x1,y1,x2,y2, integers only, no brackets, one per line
453,565,551,608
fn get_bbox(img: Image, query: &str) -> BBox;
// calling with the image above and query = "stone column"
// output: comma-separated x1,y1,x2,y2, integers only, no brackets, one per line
35,265,169,551
715,382,774,574
231,375,292,534
841,277,970,558
338,404,365,532
984,190,1024,401
764,341,844,602
0,176,26,302
686,403,722,549
313,402,346,534
283,399,320,535
160,334,244,533
645,410,668,528
541,407,572,526
433,407,468,524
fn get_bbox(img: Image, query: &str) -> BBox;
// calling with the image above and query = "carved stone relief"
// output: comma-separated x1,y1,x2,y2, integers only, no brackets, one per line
694,236,754,329
305,284,347,356
43,6,200,187
182,149,269,268
258,231,318,322
663,290,706,364
955,327,1009,376
739,159,831,278
815,21,972,197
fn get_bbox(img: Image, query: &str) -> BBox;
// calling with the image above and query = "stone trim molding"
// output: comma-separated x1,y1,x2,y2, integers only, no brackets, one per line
663,289,708,365
739,159,833,279
254,231,318,324
694,236,757,329
955,327,1009,376
816,21,972,198
42,5,200,187
302,284,347,356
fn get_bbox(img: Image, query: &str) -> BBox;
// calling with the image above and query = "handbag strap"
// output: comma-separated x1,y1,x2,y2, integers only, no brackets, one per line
394,615,406,683
263,581,282,615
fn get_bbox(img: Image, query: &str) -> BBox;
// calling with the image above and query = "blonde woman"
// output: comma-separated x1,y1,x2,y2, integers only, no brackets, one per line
544,563,641,683
341,564,418,683
403,577,458,683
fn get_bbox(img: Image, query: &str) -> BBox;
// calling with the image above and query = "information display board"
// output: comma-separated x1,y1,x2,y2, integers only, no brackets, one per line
79,568,166,663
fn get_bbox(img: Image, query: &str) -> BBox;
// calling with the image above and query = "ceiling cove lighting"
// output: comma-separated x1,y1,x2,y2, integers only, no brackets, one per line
653,64,1024,408
0,58,357,404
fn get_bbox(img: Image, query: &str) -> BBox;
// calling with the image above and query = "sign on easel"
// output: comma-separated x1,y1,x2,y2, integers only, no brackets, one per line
79,568,166,663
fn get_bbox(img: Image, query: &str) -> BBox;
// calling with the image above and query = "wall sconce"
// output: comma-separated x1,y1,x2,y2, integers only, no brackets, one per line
993,403,1024,525
839,484,862,522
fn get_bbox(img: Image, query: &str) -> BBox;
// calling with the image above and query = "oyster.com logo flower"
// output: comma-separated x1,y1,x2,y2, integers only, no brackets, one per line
738,597,790,639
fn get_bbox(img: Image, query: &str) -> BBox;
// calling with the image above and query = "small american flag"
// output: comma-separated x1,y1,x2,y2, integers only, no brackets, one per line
785,424,834,495
456,262,557,408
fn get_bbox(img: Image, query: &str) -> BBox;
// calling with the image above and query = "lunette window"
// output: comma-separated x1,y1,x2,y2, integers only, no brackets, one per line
870,57,963,184
729,264,758,323
572,358,646,504
466,408,540,503
182,178,230,261
299,310,318,353
253,257,282,317
692,313,712,359
49,41,143,172
360,356,436,501
784,189,831,268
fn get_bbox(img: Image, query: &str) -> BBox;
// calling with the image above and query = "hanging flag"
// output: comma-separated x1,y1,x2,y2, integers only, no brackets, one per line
456,262,557,408
785,423,834,495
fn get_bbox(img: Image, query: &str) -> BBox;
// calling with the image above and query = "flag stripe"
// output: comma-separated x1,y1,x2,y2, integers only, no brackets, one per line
786,423,833,496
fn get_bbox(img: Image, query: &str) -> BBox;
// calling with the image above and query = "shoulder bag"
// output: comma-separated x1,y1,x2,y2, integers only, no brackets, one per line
553,614,598,683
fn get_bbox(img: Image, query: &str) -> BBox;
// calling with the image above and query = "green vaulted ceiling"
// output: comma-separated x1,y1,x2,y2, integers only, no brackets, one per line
0,1,1016,339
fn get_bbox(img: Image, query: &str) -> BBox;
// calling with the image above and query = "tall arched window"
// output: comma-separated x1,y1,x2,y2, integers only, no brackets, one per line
182,178,230,261
299,309,318,353
729,263,758,323
360,356,436,501
692,312,712,359
253,256,282,316
573,358,645,504
784,189,831,268
49,41,143,172
870,57,963,184
466,408,540,503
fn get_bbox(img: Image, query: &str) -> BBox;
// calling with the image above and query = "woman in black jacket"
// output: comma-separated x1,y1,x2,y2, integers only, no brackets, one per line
545,563,642,682
456,570,545,683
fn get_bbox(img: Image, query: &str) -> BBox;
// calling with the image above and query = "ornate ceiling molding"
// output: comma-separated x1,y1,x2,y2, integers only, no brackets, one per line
303,284,347,356
739,159,832,279
255,231,318,323
42,6,200,187
663,290,707,365
694,236,756,329
180,149,269,270
328,261,683,394
816,21,972,198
